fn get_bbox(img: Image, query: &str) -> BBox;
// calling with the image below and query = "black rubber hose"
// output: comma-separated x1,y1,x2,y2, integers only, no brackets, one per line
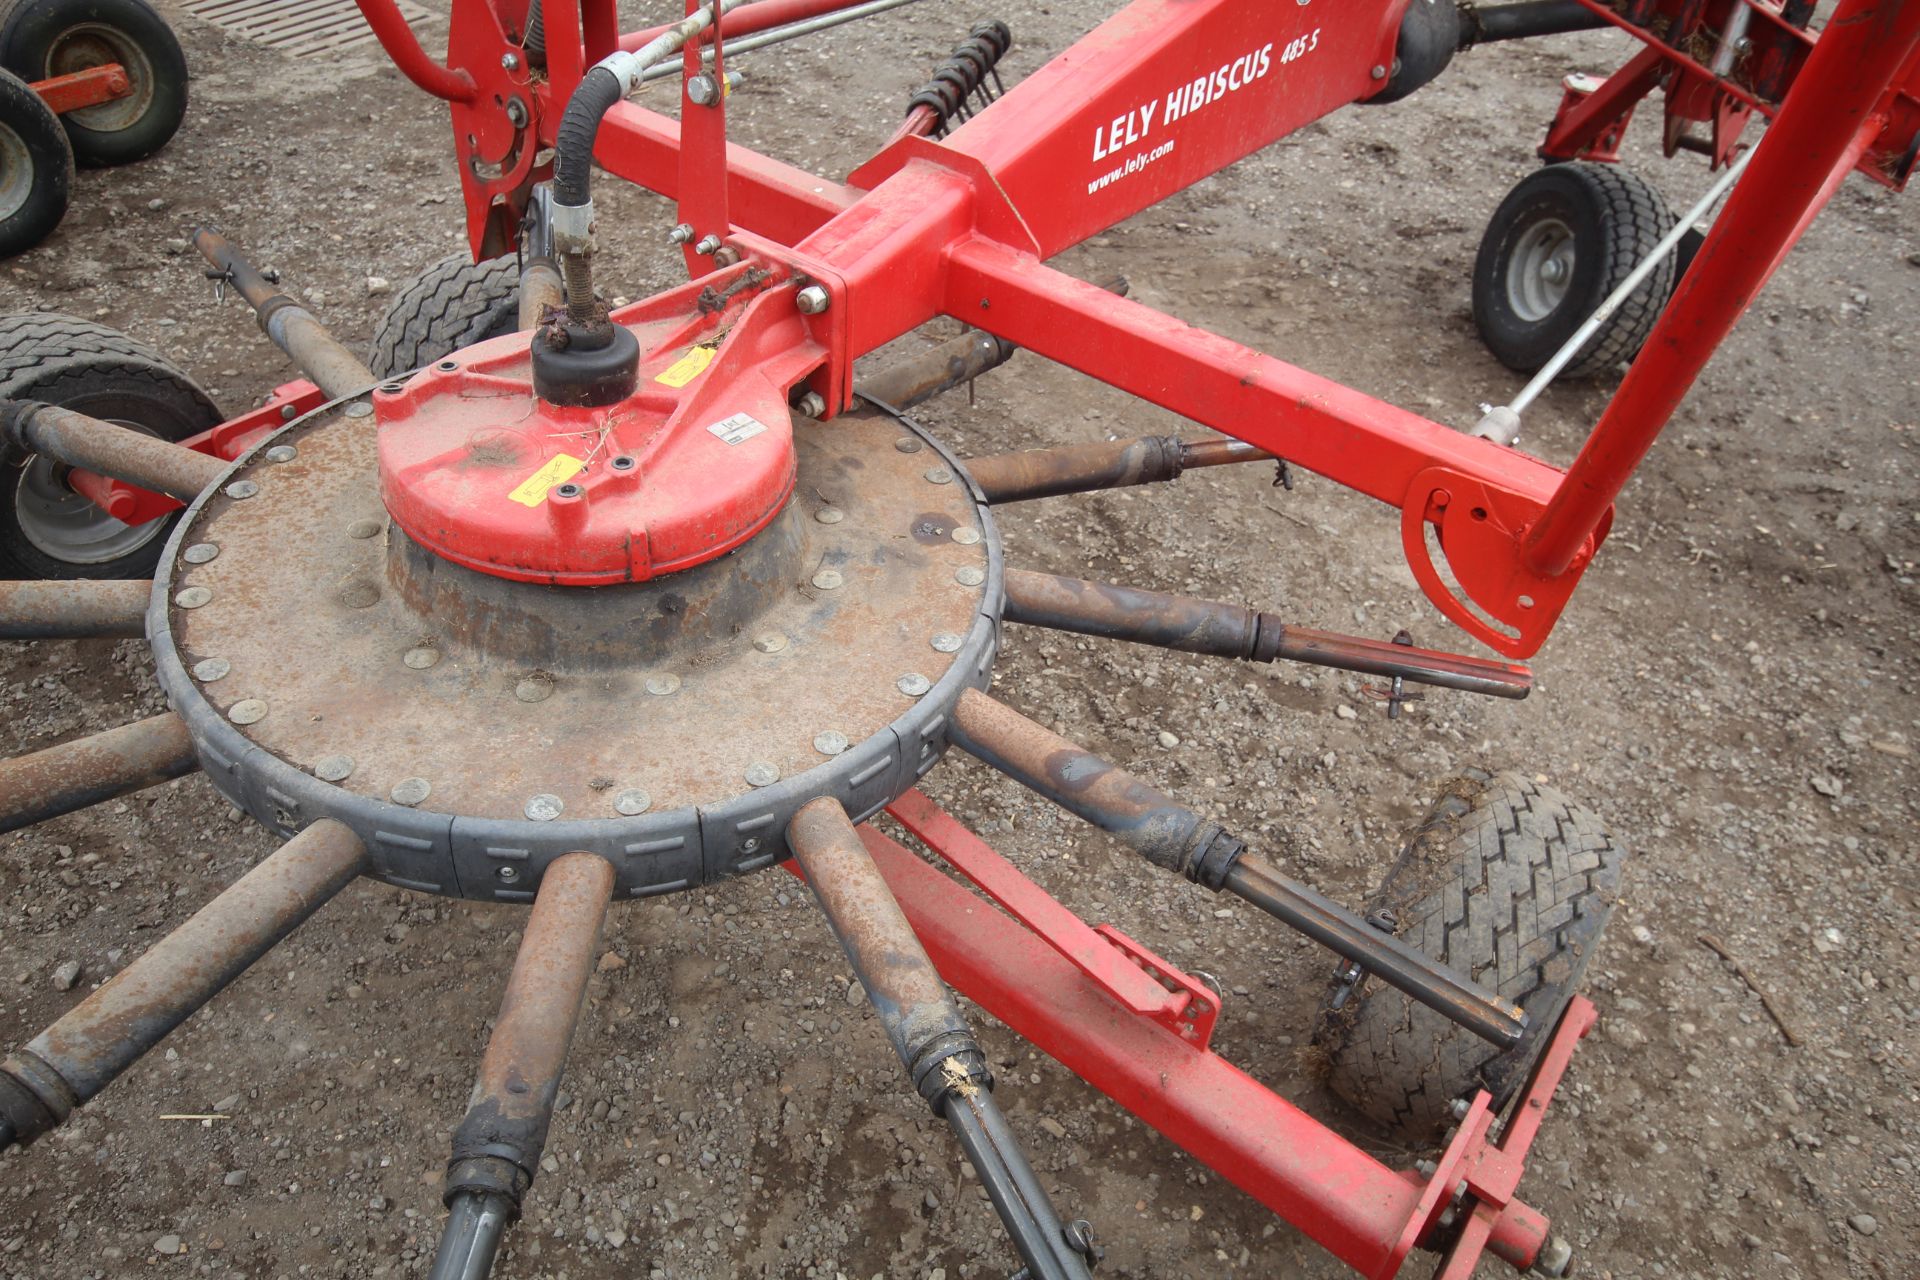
553,65,624,320
1460,0,1613,45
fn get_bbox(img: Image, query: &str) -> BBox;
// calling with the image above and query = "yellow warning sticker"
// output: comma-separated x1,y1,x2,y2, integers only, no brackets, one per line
654,344,717,388
508,453,586,507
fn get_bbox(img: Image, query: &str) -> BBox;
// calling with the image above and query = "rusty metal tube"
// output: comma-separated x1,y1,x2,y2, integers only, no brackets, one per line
948,690,1526,1047
0,578,148,640
1,401,225,502
432,852,615,1280
1001,569,1532,699
518,258,564,331
962,435,1270,505
0,712,198,836
0,820,367,1148
787,798,1091,1280
193,229,378,399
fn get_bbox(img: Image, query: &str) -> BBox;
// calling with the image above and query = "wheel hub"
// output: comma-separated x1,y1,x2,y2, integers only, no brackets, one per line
149,385,1000,900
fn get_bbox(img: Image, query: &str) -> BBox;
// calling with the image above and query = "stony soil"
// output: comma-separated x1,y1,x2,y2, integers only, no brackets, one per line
2,4,1917,1280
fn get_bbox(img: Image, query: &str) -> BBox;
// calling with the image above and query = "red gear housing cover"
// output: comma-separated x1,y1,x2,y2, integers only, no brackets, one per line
375,266,824,585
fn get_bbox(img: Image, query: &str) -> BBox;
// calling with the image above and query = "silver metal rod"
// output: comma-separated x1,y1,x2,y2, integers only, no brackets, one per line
637,0,931,82
1498,147,1756,424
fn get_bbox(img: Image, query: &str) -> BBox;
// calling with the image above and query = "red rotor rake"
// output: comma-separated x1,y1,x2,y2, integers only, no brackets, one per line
0,0,1914,1276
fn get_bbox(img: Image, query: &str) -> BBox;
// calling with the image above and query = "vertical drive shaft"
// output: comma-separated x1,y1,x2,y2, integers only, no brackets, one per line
787,798,1095,1280
428,852,616,1280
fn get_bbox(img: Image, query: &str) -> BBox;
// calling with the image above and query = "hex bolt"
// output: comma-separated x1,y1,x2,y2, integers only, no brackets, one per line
955,566,985,587
175,586,212,609
614,788,651,816
1415,1159,1438,1179
753,632,788,654
645,673,682,696
669,223,694,245
391,777,431,807
314,755,354,783
229,699,268,726
930,632,963,653
951,527,981,545
795,391,827,418
924,467,953,485
694,234,722,255
191,657,230,682
1371,63,1387,79
744,762,779,787
280,404,298,421
525,793,564,822
1449,1098,1472,1121
182,542,219,564
404,647,441,670
795,285,831,315
813,730,848,756
896,673,931,697
265,445,298,463
686,72,721,106
225,480,259,500
712,247,741,268
344,402,375,419
505,96,530,129
814,506,844,525
501,51,521,71
811,569,844,591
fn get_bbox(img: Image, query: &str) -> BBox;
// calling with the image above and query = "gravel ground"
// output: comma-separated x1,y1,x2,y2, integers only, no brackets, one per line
2,4,1917,1279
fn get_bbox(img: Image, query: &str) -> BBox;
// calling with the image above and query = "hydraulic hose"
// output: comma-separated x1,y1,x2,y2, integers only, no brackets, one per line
550,0,751,321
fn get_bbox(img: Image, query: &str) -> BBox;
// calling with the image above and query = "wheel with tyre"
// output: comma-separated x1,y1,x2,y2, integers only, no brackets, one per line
369,252,522,378
1313,768,1625,1145
0,0,189,167
1472,161,1675,378
0,312,223,579
0,65,70,256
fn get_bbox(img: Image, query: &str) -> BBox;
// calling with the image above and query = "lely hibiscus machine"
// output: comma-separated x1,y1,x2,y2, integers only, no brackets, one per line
1,0,1915,1276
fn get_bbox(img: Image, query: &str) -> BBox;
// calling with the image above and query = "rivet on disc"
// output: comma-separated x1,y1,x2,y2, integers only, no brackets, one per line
645,673,681,696
955,566,986,587
753,632,788,654
403,647,440,670
182,542,219,564
897,673,932,697
813,730,848,756
931,632,963,653
339,579,380,609
525,793,564,822
191,657,230,682
814,506,844,525
745,762,779,787
225,480,258,500
265,445,298,463
811,569,843,591
614,788,651,816
894,437,922,454
515,675,554,703
314,755,354,782
952,527,981,545
391,777,431,807
924,467,953,485
344,402,375,419
228,698,268,725
175,586,211,609
346,518,382,539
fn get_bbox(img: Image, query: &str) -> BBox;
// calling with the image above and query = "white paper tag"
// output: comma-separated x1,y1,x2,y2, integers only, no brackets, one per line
706,412,768,446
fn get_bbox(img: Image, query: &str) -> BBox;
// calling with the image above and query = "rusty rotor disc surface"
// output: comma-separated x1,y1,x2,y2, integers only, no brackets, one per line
148,400,1000,901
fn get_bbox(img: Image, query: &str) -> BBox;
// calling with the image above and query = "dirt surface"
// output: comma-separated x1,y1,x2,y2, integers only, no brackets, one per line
2,3,1917,1279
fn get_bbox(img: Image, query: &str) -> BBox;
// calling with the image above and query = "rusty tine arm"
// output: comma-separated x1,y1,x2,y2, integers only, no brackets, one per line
1,401,226,503
193,228,379,401
788,799,1095,1280
948,690,1528,1048
0,712,199,837
0,820,367,1149
960,434,1270,505
1001,569,1532,699
429,852,615,1280
0,578,149,640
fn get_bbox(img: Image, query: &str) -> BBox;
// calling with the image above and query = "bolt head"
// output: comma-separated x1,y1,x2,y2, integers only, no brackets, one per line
694,234,722,255
924,467,953,485
346,518,383,539
645,673,681,696
501,51,521,71
1450,1097,1472,1121
712,246,741,267
744,762,779,787
191,657,230,682
175,586,212,609
525,793,564,822
951,527,980,545
183,542,219,564
955,566,985,587
753,632,788,654
813,730,848,756
795,391,826,418
403,647,441,670
897,673,931,697
229,698,267,726
894,437,923,454
225,480,258,500
811,569,843,591
930,632,963,653
1371,63,1388,79
814,506,844,525
614,788,651,816
265,445,297,463
391,777,431,807
669,223,694,245
795,285,831,315
686,72,722,106
314,754,354,782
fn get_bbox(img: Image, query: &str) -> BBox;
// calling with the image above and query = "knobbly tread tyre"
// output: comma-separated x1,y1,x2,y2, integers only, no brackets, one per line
1472,161,1675,378
0,65,71,256
1314,768,1625,1145
0,0,190,167
0,313,223,578
369,252,521,378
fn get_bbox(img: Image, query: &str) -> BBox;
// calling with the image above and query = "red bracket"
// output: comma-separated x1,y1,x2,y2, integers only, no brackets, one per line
30,63,131,116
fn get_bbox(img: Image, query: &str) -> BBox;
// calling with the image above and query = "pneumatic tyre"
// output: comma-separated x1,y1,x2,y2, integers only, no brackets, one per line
370,252,522,378
0,0,189,167
0,65,70,255
0,313,224,579
1471,162,1675,378
1313,769,1625,1145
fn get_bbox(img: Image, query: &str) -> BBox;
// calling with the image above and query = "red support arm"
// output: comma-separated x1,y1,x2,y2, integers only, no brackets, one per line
352,0,477,101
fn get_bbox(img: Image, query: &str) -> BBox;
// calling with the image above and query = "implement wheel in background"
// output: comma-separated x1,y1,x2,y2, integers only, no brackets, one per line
0,0,189,167
0,65,69,255
369,252,521,378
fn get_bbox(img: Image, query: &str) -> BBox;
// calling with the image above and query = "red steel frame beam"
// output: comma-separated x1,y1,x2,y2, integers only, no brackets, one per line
29,63,131,116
